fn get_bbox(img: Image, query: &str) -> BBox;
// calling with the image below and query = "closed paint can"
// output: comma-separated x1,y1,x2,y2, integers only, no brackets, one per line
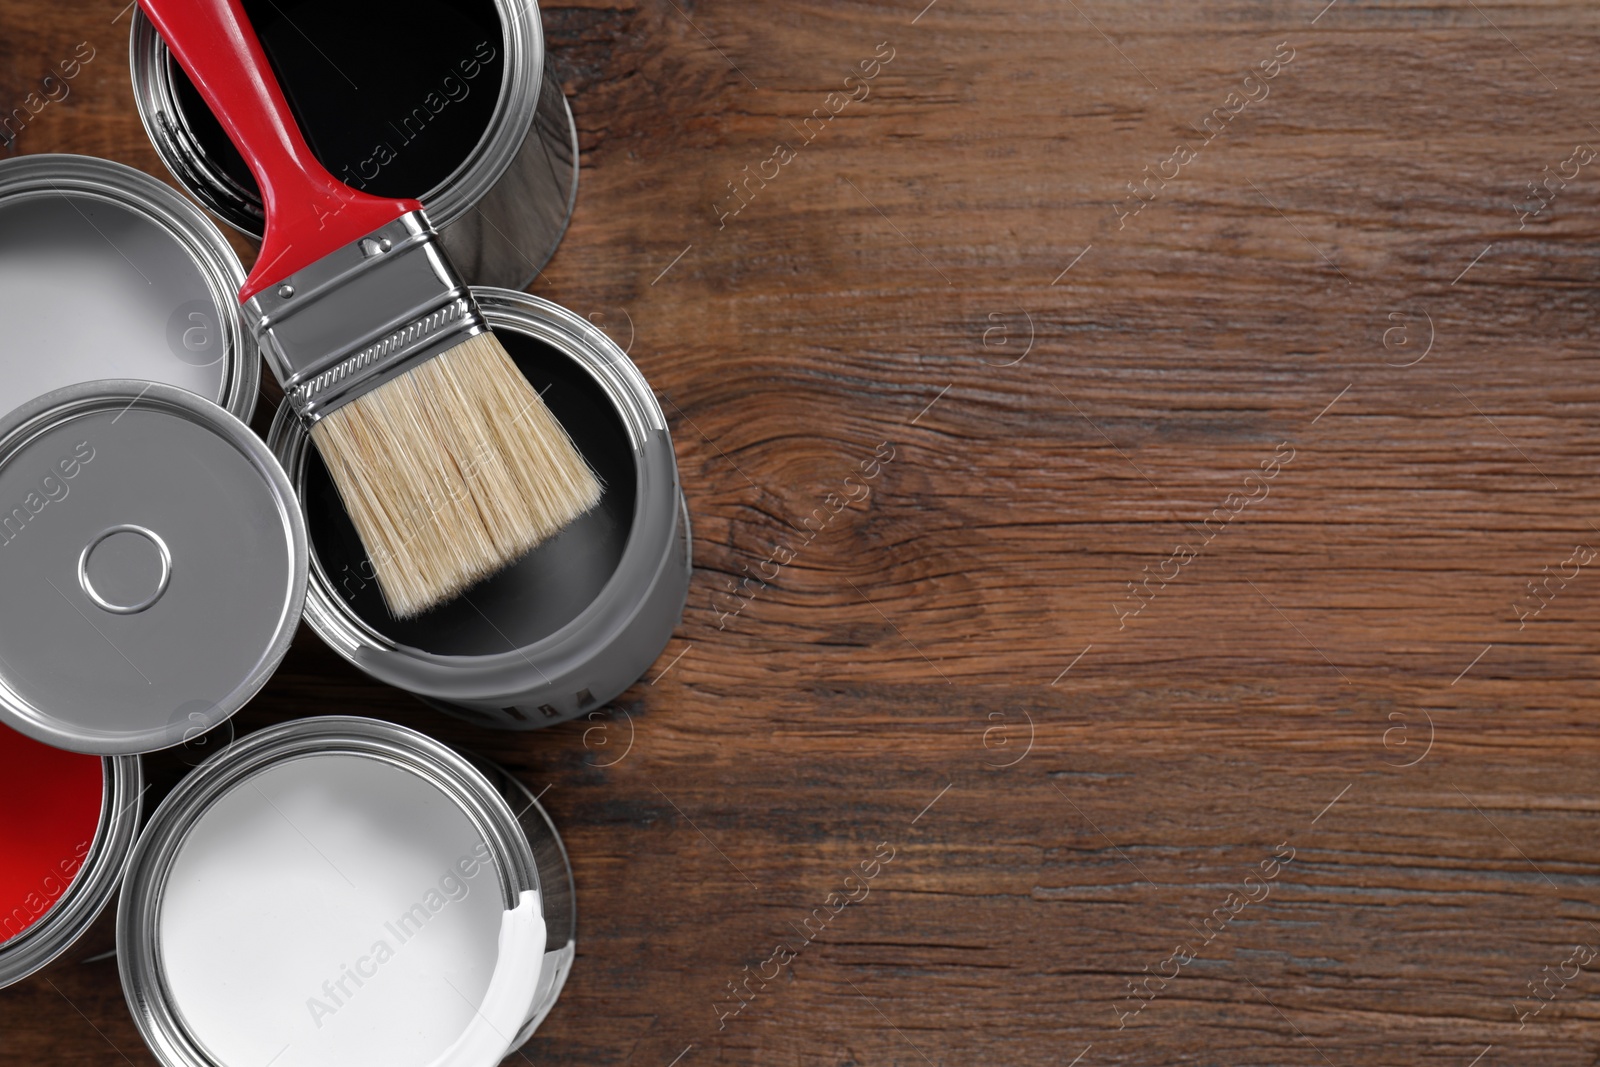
118,717,572,1067
0,155,257,422
0,381,307,755
268,290,690,729
129,0,578,290
0,724,141,988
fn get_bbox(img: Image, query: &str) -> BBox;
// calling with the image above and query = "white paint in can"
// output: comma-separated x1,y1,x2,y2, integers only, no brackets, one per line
158,753,532,1067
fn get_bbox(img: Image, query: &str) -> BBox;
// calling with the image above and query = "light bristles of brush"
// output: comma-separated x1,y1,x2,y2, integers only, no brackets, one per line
310,331,602,619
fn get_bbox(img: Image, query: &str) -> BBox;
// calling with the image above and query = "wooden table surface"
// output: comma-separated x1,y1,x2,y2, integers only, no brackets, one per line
6,0,1600,1064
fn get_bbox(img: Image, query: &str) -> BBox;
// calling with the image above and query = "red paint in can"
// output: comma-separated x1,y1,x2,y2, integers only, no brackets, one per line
0,724,103,944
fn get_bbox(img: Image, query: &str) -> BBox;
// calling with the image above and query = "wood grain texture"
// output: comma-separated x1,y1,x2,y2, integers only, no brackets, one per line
4,0,1600,1064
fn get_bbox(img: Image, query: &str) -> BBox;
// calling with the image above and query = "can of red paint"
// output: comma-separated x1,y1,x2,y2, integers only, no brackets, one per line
0,724,141,988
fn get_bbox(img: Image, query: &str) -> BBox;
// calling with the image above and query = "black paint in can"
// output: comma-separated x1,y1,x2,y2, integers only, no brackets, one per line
169,0,505,202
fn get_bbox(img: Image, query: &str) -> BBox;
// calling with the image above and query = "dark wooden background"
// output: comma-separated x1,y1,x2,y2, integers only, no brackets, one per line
6,0,1600,1064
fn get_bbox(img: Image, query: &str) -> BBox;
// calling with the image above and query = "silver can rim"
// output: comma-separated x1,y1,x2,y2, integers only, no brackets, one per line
128,0,544,240
467,755,575,1047
0,380,307,755
0,753,142,989
116,715,541,1067
0,154,259,423
267,289,682,702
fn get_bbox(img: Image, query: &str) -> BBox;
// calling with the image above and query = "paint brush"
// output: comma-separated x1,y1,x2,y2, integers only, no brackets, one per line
138,0,601,618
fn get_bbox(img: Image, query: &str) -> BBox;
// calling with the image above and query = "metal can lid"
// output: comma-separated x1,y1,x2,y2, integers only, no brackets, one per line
0,381,306,754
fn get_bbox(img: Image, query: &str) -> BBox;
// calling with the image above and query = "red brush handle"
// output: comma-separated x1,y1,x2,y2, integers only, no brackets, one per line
138,0,423,301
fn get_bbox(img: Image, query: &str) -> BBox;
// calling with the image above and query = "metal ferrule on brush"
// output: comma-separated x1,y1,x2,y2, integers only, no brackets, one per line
242,211,487,423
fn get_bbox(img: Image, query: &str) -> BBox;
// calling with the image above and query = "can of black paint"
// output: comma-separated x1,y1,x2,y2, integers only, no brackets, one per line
130,0,578,289
268,291,691,729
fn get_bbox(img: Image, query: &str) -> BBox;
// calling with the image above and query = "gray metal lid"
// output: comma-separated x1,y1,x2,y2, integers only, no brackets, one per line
0,381,307,754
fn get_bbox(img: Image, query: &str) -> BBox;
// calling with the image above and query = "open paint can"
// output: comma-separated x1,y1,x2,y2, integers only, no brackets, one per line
0,155,257,422
0,724,141,988
130,0,578,289
0,381,307,755
268,291,691,729
118,716,573,1067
